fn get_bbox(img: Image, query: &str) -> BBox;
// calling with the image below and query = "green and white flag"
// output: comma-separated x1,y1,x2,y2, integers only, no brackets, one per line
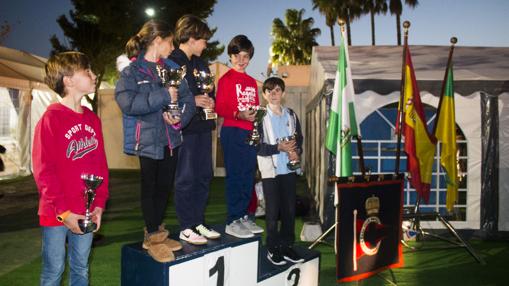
325,28,360,178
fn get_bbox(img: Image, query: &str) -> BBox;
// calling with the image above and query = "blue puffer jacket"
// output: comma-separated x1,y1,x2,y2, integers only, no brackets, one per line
115,54,195,160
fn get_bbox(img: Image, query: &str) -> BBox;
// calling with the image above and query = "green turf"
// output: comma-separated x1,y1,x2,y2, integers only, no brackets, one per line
0,170,507,285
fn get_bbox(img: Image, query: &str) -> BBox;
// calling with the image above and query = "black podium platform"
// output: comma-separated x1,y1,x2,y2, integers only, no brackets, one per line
121,226,320,286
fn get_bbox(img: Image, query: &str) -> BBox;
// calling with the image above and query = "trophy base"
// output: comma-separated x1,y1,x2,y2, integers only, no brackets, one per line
204,112,217,120
287,161,301,171
78,219,97,234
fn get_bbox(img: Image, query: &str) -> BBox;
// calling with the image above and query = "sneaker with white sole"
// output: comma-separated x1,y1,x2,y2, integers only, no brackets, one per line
179,228,207,245
282,246,304,263
267,249,286,266
240,215,264,234
225,219,254,238
195,224,221,239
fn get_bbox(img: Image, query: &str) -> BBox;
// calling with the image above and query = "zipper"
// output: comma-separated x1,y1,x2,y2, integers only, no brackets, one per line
134,121,141,151
165,125,173,156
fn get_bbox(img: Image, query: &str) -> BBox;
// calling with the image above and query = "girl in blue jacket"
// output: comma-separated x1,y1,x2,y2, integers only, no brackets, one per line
115,20,195,263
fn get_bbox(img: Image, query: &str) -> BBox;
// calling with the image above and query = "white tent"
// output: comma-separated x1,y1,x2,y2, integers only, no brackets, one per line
0,46,58,179
306,45,509,232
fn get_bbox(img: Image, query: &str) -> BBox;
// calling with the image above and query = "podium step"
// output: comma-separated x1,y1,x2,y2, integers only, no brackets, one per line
121,224,320,286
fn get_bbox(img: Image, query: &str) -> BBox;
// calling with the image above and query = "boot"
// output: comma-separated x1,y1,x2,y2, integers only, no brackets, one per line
159,224,183,251
143,229,175,263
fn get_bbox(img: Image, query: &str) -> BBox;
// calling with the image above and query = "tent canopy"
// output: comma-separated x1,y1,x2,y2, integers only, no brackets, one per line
0,46,49,90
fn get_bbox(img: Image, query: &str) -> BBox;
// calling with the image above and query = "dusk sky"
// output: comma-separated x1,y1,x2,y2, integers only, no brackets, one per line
2,0,508,81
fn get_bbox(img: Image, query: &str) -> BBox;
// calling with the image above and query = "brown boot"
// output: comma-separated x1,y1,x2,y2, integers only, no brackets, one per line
143,229,175,263
142,228,168,249
159,224,183,251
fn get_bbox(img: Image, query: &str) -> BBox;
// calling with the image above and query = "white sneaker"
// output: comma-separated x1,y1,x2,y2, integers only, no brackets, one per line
240,215,264,234
179,228,207,245
195,224,221,239
225,219,254,238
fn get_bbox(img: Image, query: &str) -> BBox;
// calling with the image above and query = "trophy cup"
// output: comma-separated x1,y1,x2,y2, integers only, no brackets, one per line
78,174,103,233
193,70,217,120
245,106,267,146
156,64,186,119
276,135,301,170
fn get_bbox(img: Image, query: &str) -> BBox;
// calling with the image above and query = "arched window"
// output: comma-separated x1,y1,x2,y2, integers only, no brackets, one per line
351,102,467,221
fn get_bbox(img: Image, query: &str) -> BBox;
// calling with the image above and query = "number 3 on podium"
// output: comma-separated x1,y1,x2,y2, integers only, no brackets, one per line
205,248,231,286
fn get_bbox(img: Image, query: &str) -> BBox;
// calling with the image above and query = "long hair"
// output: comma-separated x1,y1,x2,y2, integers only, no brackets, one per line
125,20,173,58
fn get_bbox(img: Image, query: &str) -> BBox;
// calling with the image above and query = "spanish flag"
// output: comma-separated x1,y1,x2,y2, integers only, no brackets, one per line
435,64,458,211
400,47,436,202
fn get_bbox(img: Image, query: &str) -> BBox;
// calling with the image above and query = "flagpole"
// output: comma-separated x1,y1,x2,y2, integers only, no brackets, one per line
432,37,457,134
394,21,410,175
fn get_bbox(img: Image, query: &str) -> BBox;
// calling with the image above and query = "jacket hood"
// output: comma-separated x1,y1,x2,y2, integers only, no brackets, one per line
116,54,131,72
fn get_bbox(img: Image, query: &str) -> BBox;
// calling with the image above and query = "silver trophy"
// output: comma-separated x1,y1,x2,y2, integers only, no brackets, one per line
156,64,186,119
193,70,217,120
78,174,103,233
246,106,267,146
276,135,301,170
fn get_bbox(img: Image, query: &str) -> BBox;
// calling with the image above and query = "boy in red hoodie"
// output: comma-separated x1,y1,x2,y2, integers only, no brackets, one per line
33,52,109,286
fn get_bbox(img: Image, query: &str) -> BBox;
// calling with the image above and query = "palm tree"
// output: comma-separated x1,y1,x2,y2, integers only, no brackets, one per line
271,9,321,65
361,0,388,45
389,0,419,45
312,0,362,46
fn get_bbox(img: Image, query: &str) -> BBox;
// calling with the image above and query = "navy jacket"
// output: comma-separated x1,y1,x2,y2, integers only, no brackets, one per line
169,48,215,135
115,55,195,160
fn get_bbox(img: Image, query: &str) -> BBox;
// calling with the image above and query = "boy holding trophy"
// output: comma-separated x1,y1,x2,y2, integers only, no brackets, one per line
216,35,264,238
256,77,304,265
33,52,110,285
169,15,220,244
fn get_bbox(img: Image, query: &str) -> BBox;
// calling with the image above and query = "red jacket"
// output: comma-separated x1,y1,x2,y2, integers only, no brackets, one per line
216,69,259,131
32,103,109,226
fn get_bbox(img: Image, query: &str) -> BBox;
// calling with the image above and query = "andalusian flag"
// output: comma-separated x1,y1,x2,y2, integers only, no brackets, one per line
400,47,436,202
325,28,359,178
435,64,458,211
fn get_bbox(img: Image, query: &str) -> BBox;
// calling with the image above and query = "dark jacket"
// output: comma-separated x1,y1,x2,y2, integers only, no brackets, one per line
169,48,215,135
115,54,195,160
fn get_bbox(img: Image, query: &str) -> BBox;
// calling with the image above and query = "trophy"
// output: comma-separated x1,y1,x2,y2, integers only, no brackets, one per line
156,64,186,119
276,135,301,170
78,174,103,233
245,106,267,146
193,70,217,120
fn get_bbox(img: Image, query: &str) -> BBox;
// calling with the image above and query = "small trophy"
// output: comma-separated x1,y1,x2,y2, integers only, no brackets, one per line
276,135,301,170
193,70,217,120
245,106,267,146
157,64,186,119
78,174,103,233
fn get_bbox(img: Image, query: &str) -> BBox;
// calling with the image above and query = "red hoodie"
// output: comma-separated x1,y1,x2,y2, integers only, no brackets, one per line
216,69,259,131
32,103,109,226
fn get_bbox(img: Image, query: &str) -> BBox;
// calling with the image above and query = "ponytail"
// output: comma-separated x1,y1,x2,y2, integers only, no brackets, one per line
125,20,173,58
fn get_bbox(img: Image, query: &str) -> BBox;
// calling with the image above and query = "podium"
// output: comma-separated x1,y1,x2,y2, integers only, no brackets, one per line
121,226,320,286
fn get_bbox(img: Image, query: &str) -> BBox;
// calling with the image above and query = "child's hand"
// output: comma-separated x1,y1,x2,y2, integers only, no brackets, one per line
278,140,296,152
91,207,104,232
163,111,181,125
239,109,256,122
63,212,85,234
288,150,300,162
168,87,179,102
195,94,213,108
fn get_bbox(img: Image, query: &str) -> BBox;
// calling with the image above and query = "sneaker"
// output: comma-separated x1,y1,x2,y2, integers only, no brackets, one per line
195,224,221,239
225,219,254,238
240,215,264,234
267,249,287,266
179,228,207,245
283,246,304,263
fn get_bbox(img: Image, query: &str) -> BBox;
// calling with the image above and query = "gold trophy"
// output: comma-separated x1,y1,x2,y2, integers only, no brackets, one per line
78,174,103,233
156,64,186,119
245,106,267,146
276,134,301,170
193,70,217,120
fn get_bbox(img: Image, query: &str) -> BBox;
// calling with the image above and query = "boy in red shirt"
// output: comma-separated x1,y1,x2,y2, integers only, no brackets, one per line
216,35,264,238
33,52,109,285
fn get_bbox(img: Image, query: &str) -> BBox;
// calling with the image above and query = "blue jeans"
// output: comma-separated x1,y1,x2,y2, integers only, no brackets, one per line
220,127,257,224
40,226,93,286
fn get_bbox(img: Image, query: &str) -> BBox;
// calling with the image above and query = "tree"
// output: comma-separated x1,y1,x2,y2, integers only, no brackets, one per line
389,0,419,46
51,0,222,112
0,20,11,45
312,0,362,46
361,0,388,45
270,9,321,66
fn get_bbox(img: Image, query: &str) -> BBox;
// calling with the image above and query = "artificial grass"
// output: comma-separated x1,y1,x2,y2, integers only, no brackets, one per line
0,170,508,285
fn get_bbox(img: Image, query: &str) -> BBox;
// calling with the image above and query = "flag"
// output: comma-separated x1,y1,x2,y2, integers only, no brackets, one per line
435,64,458,211
400,47,436,202
325,28,360,178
